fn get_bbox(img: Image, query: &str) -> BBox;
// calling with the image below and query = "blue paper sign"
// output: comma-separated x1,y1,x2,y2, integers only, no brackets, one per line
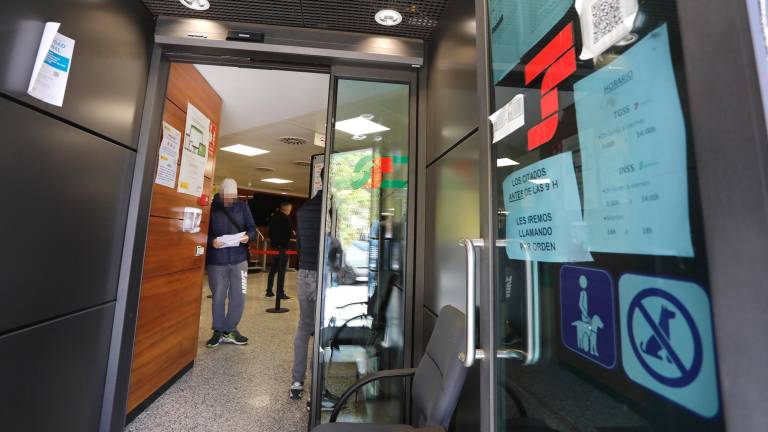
574,25,694,257
489,0,573,83
619,274,720,418
560,266,616,368
503,152,592,262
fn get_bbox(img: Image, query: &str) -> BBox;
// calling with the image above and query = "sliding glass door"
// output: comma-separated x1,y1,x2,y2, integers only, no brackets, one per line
309,66,416,429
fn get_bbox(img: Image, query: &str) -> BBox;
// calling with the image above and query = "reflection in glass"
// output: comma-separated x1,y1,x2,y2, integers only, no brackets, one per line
317,79,410,424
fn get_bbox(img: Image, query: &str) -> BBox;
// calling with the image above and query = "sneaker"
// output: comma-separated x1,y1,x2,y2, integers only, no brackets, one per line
206,331,224,348
223,331,249,345
279,294,292,300
266,291,275,297
290,381,304,400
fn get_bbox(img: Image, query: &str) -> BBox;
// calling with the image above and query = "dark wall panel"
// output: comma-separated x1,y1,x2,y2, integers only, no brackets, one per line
426,0,478,162
0,304,115,432
0,98,134,333
424,133,480,314
0,0,153,148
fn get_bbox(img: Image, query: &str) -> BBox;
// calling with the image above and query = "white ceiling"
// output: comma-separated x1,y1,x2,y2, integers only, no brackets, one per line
195,65,329,197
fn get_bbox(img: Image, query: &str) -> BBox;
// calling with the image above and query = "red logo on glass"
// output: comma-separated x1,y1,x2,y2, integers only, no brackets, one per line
525,23,577,151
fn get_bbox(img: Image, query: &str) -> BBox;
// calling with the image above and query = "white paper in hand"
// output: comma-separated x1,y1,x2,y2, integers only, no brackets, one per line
217,232,247,248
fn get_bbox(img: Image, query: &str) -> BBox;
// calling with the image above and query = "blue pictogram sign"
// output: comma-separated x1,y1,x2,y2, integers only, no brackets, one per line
619,274,720,418
560,266,616,368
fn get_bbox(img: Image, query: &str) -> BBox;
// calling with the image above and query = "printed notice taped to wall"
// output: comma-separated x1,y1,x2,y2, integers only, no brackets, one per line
178,103,210,197
28,22,75,107
155,122,182,189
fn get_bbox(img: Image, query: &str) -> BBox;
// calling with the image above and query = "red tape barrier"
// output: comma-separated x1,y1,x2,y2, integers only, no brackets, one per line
249,249,298,256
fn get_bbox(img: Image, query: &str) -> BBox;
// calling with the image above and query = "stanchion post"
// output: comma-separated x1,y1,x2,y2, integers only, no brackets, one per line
266,249,290,313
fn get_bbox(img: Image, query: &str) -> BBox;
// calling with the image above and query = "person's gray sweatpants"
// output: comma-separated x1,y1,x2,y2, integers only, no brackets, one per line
292,269,317,383
207,261,248,332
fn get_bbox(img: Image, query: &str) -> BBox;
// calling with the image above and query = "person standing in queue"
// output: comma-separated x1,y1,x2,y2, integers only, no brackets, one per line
266,201,293,299
290,188,323,399
205,178,256,348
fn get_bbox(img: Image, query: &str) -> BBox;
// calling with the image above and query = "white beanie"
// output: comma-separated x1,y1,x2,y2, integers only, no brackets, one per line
221,178,238,195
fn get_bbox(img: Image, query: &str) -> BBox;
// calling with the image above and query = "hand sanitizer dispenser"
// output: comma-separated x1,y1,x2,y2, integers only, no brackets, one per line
182,207,202,233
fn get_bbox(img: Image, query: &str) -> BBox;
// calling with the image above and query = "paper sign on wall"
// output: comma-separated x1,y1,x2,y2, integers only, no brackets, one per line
27,22,75,107
575,24,694,257
489,94,525,143
502,151,592,263
178,103,210,197
155,122,182,188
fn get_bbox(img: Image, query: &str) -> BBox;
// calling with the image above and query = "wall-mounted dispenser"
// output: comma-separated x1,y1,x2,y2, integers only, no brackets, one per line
182,207,203,233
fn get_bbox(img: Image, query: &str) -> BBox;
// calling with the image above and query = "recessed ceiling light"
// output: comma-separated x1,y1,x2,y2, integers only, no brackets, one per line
375,9,403,26
373,136,383,142
261,178,293,184
255,166,275,172
221,144,270,157
179,0,210,11
352,135,367,141
497,158,520,167
336,117,390,136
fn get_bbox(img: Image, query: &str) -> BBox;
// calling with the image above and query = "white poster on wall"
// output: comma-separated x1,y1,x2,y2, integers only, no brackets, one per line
27,22,75,107
178,103,210,197
155,122,182,188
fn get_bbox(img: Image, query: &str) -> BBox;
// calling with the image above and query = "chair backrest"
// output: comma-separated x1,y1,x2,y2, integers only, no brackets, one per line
411,305,468,428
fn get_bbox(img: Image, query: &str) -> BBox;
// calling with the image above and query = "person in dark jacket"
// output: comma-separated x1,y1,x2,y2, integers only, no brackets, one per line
266,201,293,299
290,190,323,399
205,178,257,348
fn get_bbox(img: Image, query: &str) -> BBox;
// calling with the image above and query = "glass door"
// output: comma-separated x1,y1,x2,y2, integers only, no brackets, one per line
482,1,725,431
309,66,416,429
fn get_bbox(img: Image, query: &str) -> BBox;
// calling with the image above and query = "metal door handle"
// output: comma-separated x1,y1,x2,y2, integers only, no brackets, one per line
495,240,540,365
459,238,484,367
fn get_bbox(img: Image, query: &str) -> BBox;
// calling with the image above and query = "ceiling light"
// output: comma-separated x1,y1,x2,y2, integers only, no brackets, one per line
360,114,374,120
179,0,210,11
261,178,293,184
375,9,403,26
529,179,551,185
352,135,367,141
497,158,520,167
336,117,390,136
373,136,383,142
221,144,269,157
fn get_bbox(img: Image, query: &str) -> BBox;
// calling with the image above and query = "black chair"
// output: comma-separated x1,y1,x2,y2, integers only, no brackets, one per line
313,305,468,432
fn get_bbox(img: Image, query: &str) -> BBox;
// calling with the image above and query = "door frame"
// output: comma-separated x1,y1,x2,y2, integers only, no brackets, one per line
471,1,768,431
310,64,419,429
103,20,424,432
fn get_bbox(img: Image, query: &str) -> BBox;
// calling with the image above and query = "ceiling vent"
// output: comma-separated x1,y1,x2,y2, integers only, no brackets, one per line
293,160,311,167
279,136,307,146
255,166,275,172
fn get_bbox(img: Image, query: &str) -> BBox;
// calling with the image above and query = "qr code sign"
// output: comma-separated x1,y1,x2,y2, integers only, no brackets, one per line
590,0,623,44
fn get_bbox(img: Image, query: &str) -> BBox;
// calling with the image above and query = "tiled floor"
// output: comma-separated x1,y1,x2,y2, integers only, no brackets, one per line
125,270,311,432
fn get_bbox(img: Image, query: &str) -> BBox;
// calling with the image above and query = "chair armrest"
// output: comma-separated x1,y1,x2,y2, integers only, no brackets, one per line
336,301,368,309
329,368,417,423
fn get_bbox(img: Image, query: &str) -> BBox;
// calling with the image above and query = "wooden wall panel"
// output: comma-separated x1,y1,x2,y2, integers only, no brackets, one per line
127,268,203,410
128,62,222,414
150,178,213,222
142,218,209,278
